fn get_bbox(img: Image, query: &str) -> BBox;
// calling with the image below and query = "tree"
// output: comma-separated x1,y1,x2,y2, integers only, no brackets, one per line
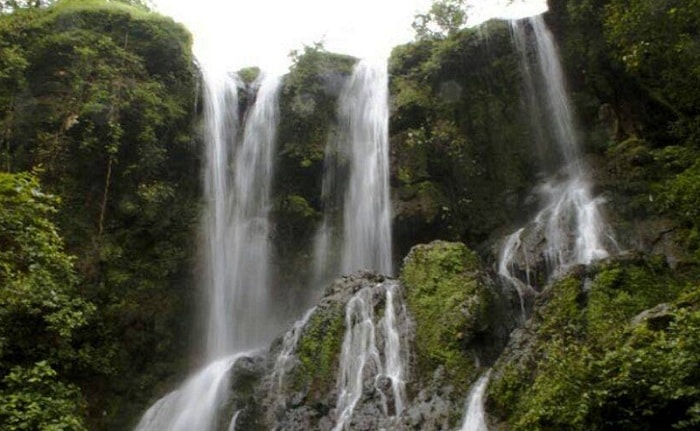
0,1,53,14
413,0,468,40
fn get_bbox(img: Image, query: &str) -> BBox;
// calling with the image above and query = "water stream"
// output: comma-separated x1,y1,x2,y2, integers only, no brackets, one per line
133,352,253,431
271,307,317,391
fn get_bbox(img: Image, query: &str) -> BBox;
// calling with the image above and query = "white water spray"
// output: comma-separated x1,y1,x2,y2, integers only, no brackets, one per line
498,228,535,318
271,307,316,391
221,74,282,352
381,283,407,416
313,58,394,282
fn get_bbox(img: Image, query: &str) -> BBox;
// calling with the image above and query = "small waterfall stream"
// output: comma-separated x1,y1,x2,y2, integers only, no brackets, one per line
459,373,491,431
499,15,610,298
271,307,317,391
134,71,282,431
332,281,408,431
134,352,254,431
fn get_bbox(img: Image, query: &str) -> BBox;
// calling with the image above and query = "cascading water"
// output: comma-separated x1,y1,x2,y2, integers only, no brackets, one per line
134,70,282,431
381,282,407,416
498,15,610,298
332,281,408,431
498,228,535,319
270,307,316,392
459,372,491,431
223,73,281,351
304,57,406,430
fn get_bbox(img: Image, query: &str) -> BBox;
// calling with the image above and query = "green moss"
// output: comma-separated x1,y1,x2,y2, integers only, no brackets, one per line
400,241,489,388
292,300,346,399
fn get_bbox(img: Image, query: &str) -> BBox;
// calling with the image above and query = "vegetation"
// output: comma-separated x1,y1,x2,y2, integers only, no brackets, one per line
0,0,699,429
389,23,537,254
482,2,700,429
412,0,467,40
548,0,700,261
272,44,356,291
0,1,198,429
291,299,345,398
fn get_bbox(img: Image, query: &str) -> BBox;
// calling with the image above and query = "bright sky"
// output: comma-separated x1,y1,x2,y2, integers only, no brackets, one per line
152,0,548,74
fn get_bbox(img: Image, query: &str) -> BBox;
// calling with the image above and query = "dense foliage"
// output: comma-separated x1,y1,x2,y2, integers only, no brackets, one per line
0,172,92,430
0,1,199,428
271,44,356,300
482,2,700,429
274,44,356,242
412,0,467,40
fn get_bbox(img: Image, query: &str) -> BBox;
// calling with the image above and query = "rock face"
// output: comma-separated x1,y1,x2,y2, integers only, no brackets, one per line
212,241,520,431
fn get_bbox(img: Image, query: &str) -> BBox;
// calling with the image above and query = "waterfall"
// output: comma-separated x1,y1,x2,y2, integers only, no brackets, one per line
221,73,281,352
202,69,241,359
498,228,534,319
382,283,407,416
227,410,241,431
459,373,491,431
202,69,281,357
499,15,610,297
134,70,281,431
332,281,408,431
340,58,393,276
313,58,394,283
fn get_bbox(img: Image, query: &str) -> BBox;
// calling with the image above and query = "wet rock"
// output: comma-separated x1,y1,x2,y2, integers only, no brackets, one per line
631,303,673,330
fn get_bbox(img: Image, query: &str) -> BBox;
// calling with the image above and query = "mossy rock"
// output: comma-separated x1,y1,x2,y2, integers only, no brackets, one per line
290,298,345,401
400,241,492,390
487,253,700,430
283,275,386,404
267,273,398,429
